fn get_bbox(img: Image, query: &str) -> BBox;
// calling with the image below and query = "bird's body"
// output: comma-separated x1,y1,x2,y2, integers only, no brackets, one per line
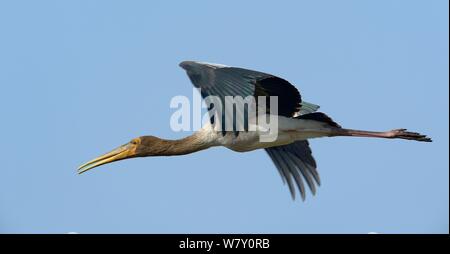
78,61,431,200
196,116,331,152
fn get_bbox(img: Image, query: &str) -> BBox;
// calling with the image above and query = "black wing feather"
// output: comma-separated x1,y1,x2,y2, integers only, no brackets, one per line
180,62,320,134
265,141,320,200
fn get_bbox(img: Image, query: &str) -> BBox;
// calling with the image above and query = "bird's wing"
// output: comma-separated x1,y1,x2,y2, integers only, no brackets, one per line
180,61,319,133
265,140,320,200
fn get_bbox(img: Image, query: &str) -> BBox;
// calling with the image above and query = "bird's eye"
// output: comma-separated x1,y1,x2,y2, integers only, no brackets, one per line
130,140,137,145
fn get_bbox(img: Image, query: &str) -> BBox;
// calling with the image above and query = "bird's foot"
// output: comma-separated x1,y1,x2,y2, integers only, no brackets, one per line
388,129,432,142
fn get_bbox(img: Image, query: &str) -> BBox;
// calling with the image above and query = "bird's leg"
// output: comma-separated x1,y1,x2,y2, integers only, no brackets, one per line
331,128,432,142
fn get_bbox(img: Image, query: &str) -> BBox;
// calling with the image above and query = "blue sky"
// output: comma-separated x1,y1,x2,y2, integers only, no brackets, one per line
0,0,448,233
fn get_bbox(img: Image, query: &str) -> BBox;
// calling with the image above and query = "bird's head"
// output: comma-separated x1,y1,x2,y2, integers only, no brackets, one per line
77,136,164,174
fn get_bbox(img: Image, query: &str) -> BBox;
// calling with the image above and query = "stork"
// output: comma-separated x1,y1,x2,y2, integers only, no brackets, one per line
78,61,431,200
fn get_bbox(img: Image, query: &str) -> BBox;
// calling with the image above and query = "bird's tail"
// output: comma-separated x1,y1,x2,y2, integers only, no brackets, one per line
296,112,341,128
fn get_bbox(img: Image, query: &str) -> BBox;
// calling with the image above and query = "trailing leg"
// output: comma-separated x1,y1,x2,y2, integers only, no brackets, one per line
332,128,432,142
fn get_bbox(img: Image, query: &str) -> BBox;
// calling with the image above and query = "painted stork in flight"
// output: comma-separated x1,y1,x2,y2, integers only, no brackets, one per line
78,61,431,200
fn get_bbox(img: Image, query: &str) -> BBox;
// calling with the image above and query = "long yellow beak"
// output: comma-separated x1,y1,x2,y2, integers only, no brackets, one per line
78,143,134,174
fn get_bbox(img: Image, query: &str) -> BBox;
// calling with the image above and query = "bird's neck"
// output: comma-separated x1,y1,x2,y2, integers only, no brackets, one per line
154,133,213,156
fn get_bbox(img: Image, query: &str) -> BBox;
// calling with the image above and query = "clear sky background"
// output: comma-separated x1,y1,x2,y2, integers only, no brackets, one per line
0,0,448,233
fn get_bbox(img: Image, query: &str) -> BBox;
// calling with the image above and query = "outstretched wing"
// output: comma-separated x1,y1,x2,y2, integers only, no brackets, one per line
265,141,320,200
180,61,321,200
179,61,319,133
